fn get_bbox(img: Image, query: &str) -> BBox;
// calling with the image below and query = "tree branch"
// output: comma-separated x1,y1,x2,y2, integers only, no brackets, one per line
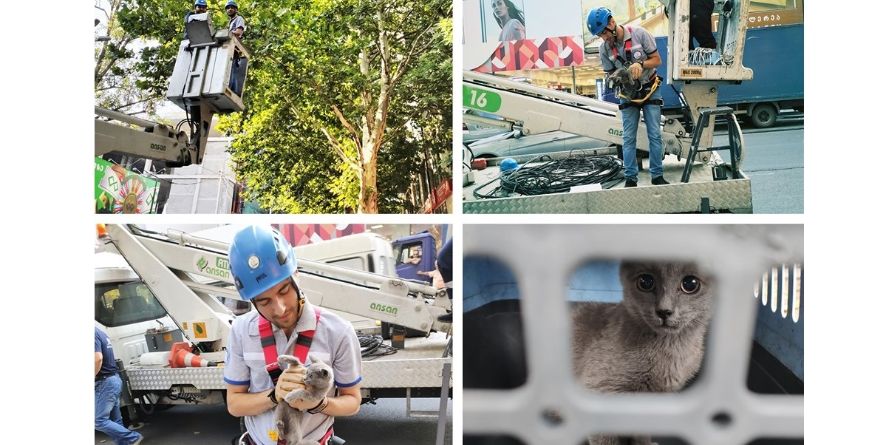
331,105,361,147
321,128,360,172
391,22,437,85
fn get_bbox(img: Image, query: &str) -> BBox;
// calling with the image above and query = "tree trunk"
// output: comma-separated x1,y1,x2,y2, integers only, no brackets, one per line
359,159,379,213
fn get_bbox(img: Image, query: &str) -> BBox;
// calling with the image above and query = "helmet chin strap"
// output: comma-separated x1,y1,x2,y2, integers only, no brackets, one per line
256,277,305,324
292,277,305,321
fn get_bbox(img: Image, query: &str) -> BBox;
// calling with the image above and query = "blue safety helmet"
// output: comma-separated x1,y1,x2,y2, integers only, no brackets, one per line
194,0,207,6
225,0,238,8
587,7,613,36
228,226,298,301
500,158,519,173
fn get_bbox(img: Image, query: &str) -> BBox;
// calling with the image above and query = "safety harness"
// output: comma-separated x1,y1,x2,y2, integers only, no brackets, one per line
609,26,662,109
259,309,320,382
259,309,334,445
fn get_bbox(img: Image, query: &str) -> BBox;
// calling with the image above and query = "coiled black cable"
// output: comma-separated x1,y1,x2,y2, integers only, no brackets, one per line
359,334,398,360
473,154,624,199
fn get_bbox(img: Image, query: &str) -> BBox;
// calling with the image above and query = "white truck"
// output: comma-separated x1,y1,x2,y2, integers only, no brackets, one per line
95,224,452,423
462,0,755,213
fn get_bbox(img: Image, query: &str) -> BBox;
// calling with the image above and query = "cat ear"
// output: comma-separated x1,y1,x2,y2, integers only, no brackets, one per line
308,353,319,364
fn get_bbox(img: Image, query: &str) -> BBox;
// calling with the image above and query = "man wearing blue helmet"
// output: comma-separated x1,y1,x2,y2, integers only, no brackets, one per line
226,0,246,39
184,0,209,40
225,0,247,95
587,7,669,187
224,226,362,445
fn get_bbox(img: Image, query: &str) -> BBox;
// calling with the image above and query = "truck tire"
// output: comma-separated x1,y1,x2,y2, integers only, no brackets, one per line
750,103,778,128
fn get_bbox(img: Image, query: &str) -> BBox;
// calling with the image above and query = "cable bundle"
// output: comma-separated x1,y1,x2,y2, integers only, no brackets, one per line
474,154,624,199
358,334,398,359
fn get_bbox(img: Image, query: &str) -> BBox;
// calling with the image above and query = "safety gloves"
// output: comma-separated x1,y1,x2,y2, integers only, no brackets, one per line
629,62,644,80
275,365,307,406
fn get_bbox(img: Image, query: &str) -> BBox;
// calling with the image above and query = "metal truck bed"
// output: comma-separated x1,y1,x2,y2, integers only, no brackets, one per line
464,156,752,214
125,332,451,391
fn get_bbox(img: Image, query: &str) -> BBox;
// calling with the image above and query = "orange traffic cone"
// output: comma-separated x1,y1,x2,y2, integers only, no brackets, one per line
169,342,214,368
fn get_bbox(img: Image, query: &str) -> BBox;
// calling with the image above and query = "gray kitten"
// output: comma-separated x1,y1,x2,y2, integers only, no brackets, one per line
606,67,641,100
274,354,334,445
571,261,714,445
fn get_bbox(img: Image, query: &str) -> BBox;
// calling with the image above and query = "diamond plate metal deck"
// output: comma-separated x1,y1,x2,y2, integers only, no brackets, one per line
126,333,452,391
464,157,752,214
127,366,226,391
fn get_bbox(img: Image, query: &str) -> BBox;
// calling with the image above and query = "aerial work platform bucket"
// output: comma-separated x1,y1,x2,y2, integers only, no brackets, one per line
167,13,250,114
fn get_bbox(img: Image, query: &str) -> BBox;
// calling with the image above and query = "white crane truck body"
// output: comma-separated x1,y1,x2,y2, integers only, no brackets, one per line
95,225,451,410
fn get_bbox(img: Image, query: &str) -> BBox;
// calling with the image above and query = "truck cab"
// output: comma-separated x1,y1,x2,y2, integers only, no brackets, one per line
95,252,181,366
293,232,397,278
392,232,438,285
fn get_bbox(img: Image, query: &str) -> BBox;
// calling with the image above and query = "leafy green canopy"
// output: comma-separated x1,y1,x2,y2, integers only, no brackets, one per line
101,0,451,213
218,0,452,213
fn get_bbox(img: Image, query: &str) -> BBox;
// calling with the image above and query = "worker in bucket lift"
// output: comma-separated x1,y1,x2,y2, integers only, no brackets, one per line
587,7,669,188
184,0,208,39
689,0,717,51
226,0,247,95
225,226,361,445
95,327,144,445
226,0,246,39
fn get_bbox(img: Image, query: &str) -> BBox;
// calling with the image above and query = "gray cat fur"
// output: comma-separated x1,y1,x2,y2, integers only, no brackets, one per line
273,354,334,445
606,67,641,100
571,261,714,445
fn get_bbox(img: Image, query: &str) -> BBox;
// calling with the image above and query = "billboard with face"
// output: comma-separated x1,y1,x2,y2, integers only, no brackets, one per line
464,0,585,72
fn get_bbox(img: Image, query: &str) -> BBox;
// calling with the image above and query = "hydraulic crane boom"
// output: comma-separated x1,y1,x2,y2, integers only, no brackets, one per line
463,71,690,157
95,15,250,167
99,225,450,351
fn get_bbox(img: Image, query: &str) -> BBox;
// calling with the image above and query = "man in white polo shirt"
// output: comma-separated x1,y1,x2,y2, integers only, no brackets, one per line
224,225,362,445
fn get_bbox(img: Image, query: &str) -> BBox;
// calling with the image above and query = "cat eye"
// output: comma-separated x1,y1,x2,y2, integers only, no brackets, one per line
681,276,701,294
636,274,655,292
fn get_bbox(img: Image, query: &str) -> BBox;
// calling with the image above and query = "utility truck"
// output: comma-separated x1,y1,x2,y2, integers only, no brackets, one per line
95,225,452,421
95,14,249,167
463,0,758,213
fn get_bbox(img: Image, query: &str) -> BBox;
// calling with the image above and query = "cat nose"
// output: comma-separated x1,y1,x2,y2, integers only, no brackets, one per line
656,309,674,320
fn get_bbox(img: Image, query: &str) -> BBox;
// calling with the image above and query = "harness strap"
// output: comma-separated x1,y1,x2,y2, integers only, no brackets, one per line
619,97,664,109
259,308,322,445
320,427,334,445
243,428,334,445
617,75,663,107
259,308,321,384
611,26,634,67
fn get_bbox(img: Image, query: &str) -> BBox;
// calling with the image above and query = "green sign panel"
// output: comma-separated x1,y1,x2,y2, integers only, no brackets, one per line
95,157,160,214
463,85,501,113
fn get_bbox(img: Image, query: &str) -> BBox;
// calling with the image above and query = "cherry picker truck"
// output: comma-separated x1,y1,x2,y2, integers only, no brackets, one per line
95,14,249,167
95,225,452,428
463,0,755,213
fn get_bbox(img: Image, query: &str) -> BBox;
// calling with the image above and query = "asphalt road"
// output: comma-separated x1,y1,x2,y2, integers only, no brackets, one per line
716,114,804,213
95,397,452,445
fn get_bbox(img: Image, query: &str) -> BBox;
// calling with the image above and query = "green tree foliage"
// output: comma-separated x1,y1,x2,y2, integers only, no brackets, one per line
99,0,451,213
96,0,247,113
217,0,452,213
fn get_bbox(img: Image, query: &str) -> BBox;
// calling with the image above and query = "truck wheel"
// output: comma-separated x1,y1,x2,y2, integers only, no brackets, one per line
750,103,777,128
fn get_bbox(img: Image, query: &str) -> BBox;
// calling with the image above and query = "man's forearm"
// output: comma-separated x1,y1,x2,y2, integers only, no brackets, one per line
320,392,361,417
227,388,276,417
